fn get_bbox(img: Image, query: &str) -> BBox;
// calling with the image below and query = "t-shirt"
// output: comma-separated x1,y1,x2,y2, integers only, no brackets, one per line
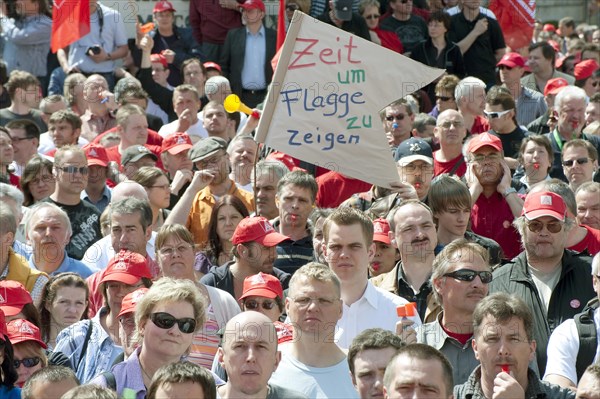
529,263,562,313
380,14,428,54
491,126,529,159
0,108,47,132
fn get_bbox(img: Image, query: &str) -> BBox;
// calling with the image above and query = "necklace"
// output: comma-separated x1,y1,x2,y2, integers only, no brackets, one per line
139,359,153,384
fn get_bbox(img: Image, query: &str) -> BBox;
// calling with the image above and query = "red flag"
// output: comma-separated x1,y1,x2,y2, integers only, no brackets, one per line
276,0,286,50
51,0,91,53
488,0,535,52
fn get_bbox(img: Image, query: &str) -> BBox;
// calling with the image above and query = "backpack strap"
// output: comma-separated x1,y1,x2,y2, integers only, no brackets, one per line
76,320,93,372
574,299,599,381
102,371,117,391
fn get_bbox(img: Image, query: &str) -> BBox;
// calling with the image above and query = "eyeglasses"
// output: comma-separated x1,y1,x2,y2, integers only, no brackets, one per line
471,153,502,163
402,163,434,173
14,357,41,369
364,14,380,20
498,65,514,70
436,95,454,102
8,136,34,143
149,184,170,190
159,243,193,256
291,296,339,308
526,220,564,233
286,4,299,11
484,109,513,119
386,114,406,121
443,269,493,284
244,299,277,310
562,157,589,167
58,166,89,175
150,312,196,334
439,120,464,129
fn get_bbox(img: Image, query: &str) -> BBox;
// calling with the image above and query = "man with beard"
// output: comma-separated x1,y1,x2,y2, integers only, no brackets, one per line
465,132,523,260
489,191,595,375
417,240,492,385
25,202,95,278
201,216,290,300
227,135,258,192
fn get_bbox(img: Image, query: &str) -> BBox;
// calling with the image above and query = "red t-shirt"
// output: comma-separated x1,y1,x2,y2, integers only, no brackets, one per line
567,225,600,256
92,127,163,147
470,116,490,135
316,171,372,208
433,152,467,177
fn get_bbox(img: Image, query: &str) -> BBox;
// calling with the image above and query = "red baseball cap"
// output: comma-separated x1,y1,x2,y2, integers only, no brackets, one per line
373,218,391,244
547,40,560,54
574,59,599,81
150,53,168,69
7,319,47,349
544,77,569,96
240,0,265,12
239,272,284,300
84,144,109,167
466,132,503,153
522,191,567,221
161,132,192,155
101,250,152,286
497,52,525,68
0,281,33,317
231,217,289,246
203,62,222,73
117,288,149,318
153,0,176,13
0,309,7,340
543,23,556,32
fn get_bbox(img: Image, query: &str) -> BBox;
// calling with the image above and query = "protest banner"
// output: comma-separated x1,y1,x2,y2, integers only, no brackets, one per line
255,12,444,188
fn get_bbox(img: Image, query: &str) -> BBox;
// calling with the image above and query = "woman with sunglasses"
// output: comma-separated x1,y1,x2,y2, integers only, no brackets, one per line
155,224,240,369
90,277,206,399
6,319,48,388
0,310,21,398
20,155,55,206
359,0,403,53
131,167,171,232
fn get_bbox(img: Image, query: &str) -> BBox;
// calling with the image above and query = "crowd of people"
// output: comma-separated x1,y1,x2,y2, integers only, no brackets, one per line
1,0,600,398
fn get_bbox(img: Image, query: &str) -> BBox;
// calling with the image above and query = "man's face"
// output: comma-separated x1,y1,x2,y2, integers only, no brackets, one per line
575,371,600,399
499,65,524,85
324,222,374,285
183,62,206,91
118,313,137,357
436,89,457,113
528,48,552,75
471,147,503,185
277,184,314,229
173,91,201,118
585,102,599,125
40,100,67,125
163,150,192,176
562,146,597,188
19,84,41,109
203,104,228,136
285,276,342,335
485,104,514,133
370,240,398,277
434,111,466,147
391,203,437,260
434,251,490,315
240,241,278,274
389,0,412,16
522,215,568,261
383,354,451,399
464,86,486,116
434,206,471,238
153,10,174,29
241,7,264,25
125,155,158,179
87,164,107,185
384,105,413,145
151,61,170,87
229,139,258,175
110,211,150,255
576,190,600,230
557,96,587,135
254,173,281,220
119,114,148,147
472,315,536,386
583,75,600,97
28,207,70,257
352,347,398,399
7,127,37,165
398,160,433,200
83,76,109,104
219,321,280,396
49,121,80,148
461,0,481,11
55,150,88,195
194,150,229,185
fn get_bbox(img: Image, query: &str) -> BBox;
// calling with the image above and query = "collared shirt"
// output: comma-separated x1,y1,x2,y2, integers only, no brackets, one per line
396,264,433,321
336,281,421,349
1,14,52,77
0,249,48,305
81,185,112,213
28,250,97,278
516,86,547,127
90,347,146,399
80,109,117,142
241,25,267,90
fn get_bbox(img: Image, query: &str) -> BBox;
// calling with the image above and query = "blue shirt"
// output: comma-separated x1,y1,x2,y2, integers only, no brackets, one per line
29,250,97,278
0,385,21,399
81,185,112,214
241,25,267,90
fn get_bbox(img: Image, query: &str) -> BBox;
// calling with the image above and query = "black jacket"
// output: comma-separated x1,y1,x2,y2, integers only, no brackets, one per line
489,250,595,375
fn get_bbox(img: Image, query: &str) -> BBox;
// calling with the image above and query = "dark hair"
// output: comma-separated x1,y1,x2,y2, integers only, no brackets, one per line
529,42,556,65
473,292,534,341
486,86,518,124
348,328,404,375
517,135,553,174
109,197,153,232
19,303,42,328
277,170,318,202
0,335,18,388
204,195,250,263
48,109,82,130
22,366,79,399
146,361,216,399
20,155,54,206
429,10,451,31
5,119,41,140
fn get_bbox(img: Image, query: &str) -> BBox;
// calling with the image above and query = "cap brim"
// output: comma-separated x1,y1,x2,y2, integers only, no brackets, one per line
117,307,135,318
524,210,565,221
468,143,502,153
239,287,282,301
0,305,24,317
129,153,158,163
497,60,520,68
397,155,434,167
100,273,142,285
254,231,289,247
192,149,220,163
88,159,108,167
167,143,192,155
9,334,47,349
373,234,391,244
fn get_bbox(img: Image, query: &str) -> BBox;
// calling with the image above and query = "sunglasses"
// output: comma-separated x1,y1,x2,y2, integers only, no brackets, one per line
443,269,493,284
58,165,89,175
364,14,380,20
14,357,41,369
483,109,513,119
498,65,514,70
592,81,599,87
386,114,406,121
436,95,453,102
150,312,196,334
286,4,299,11
244,299,277,310
562,157,589,167
526,220,563,233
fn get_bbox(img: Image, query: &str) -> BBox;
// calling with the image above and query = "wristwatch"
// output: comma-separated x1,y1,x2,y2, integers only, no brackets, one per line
106,52,112,60
503,187,517,198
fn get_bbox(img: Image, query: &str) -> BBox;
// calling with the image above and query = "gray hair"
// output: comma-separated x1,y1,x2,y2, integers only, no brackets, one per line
205,76,231,96
0,182,24,206
25,202,72,237
0,203,17,235
455,76,486,106
109,198,153,231
554,86,589,111
250,159,289,184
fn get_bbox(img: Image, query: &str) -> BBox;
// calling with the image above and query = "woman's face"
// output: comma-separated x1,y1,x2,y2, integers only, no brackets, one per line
361,5,380,30
428,19,447,39
146,175,171,210
522,141,551,178
46,286,87,329
157,236,196,280
13,344,43,387
27,168,56,203
140,300,196,359
215,205,244,242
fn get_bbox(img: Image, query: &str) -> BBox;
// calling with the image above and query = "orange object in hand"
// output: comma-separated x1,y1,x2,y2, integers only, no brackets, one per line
140,22,155,34
397,302,417,317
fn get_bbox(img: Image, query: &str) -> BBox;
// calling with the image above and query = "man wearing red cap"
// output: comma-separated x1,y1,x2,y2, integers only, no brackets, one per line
522,42,575,95
574,59,599,98
81,144,111,213
149,53,172,90
220,0,276,108
465,132,524,259
489,191,596,375
160,132,194,208
497,52,547,126
201,216,291,300
527,77,569,135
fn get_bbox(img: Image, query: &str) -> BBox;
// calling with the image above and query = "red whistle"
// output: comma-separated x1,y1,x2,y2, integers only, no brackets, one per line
397,302,417,317
290,214,297,222
371,263,380,272
251,110,261,119
501,365,510,373
533,163,540,169
414,183,421,189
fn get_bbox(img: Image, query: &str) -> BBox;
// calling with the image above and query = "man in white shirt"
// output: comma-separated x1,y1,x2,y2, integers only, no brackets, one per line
158,85,207,142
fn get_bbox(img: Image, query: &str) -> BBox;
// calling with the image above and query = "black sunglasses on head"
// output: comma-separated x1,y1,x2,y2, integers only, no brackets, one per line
443,269,493,284
150,312,196,334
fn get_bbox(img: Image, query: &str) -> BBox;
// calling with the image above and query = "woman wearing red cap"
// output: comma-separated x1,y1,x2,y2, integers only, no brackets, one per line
0,310,20,398
6,319,48,388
